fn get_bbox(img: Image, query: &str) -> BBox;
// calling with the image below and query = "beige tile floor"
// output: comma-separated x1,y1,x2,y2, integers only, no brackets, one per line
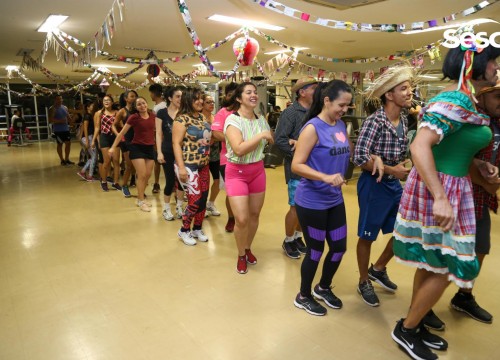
0,142,498,360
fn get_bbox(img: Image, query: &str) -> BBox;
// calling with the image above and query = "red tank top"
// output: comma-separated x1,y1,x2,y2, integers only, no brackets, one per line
100,113,116,135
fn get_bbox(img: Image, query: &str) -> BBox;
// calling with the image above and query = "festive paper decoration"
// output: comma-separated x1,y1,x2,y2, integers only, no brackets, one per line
252,0,500,33
147,64,161,77
233,37,260,66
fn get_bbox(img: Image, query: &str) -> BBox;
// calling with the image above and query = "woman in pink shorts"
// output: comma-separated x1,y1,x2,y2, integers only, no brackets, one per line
224,82,274,274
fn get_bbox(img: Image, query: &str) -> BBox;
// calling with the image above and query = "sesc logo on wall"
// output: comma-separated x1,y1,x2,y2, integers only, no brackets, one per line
442,29,500,49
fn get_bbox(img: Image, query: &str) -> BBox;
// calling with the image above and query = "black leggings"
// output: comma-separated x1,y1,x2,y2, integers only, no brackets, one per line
162,152,177,196
296,203,347,297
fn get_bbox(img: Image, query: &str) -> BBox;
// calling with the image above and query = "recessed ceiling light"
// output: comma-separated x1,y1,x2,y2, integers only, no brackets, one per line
37,15,69,32
5,65,19,71
91,64,128,69
402,18,497,35
192,62,221,67
208,14,285,31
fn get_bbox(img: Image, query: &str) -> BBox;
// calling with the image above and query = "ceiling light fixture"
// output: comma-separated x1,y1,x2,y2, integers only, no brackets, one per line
402,18,497,35
5,65,19,71
208,14,285,31
264,47,309,55
91,64,128,69
37,14,69,32
419,75,440,79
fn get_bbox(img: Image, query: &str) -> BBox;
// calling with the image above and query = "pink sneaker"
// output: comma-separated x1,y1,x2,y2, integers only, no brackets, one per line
76,171,86,180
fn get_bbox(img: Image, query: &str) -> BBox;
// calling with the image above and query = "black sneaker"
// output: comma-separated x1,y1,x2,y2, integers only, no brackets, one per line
61,160,67,166
391,319,438,360
312,284,343,309
294,293,327,316
294,237,307,254
282,240,300,259
368,264,397,292
106,176,114,183
100,182,109,192
450,292,493,324
419,323,448,350
422,309,445,331
357,280,379,307
111,183,122,191
152,183,160,194
65,160,75,165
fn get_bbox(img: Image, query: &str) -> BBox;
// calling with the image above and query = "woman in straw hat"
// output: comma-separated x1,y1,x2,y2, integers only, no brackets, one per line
391,38,500,359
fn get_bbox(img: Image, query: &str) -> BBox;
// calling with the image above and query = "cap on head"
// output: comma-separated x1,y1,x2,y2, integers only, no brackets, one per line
291,76,319,94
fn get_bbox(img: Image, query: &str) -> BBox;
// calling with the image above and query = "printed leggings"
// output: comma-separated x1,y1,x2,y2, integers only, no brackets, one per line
175,164,210,230
296,202,347,297
81,135,97,177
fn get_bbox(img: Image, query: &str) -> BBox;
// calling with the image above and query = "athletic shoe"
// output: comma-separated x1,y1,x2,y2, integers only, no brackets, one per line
282,240,301,259
85,175,96,182
312,284,343,309
294,237,307,254
357,280,380,307
422,310,446,331
450,292,493,324
237,256,247,274
111,183,122,191
206,203,221,216
175,205,184,219
368,264,397,292
178,230,196,246
136,199,152,207
137,201,151,212
100,182,109,192
65,160,75,165
152,183,160,194
391,319,438,360
419,323,448,350
106,176,114,183
76,171,86,180
162,207,174,221
225,217,235,232
192,229,209,242
61,160,67,166
294,293,327,316
122,185,131,198
245,249,257,264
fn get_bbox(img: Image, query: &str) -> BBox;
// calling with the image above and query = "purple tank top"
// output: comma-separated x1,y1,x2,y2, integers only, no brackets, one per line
294,117,350,210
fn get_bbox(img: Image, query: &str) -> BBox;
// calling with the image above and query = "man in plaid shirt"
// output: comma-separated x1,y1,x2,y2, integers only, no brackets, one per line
353,66,413,307
446,77,500,324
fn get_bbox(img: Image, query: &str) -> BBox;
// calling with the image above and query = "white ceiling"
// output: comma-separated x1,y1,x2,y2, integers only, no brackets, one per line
0,0,499,87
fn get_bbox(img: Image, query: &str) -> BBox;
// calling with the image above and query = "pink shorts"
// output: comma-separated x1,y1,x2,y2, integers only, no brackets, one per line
225,161,266,196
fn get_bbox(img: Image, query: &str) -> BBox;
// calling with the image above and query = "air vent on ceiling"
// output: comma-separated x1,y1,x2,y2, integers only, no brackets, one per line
16,48,34,56
303,0,386,10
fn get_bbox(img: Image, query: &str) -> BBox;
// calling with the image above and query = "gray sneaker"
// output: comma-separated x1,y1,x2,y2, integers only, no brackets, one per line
368,264,397,292
357,280,380,307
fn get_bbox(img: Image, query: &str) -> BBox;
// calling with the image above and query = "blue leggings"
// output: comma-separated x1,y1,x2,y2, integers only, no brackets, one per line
296,203,347,297
81,136,97,177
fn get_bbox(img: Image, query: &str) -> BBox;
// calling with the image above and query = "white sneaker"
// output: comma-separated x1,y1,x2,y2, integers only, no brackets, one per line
192,229,209,242
206,203,221,216
162,207,174,221
178,230,196,246
176,205,184,219
137,201,151,212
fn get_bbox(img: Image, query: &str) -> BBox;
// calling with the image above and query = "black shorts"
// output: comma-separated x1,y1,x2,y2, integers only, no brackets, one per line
54,131,71,144
209,160,220,180
99,133,116,148
476,206,491,255
129,144,155,160
120,141,131,153
219,164,226,181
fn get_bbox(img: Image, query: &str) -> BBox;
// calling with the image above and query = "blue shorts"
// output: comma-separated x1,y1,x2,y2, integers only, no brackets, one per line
357,171,402,241
288,179,300,206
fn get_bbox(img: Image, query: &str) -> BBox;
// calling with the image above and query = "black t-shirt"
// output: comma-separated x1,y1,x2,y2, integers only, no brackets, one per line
157,108,174,154
83,113,94,136
122,108,134,143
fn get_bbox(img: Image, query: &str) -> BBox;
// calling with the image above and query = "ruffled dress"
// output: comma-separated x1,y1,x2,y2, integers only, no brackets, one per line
393,91,491,288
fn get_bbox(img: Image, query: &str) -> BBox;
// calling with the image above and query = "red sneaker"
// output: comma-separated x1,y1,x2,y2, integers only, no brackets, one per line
225,217,235,232
245,249,257,265
237,256,248,274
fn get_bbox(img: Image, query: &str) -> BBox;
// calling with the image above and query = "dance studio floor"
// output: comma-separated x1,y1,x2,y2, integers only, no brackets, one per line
0,142,498,360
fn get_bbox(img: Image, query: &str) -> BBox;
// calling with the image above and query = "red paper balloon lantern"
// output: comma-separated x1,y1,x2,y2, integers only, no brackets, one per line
233,37,260,66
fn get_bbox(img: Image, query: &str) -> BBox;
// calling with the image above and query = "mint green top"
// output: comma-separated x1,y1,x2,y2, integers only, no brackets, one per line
224,113,270,164
420,91,491,177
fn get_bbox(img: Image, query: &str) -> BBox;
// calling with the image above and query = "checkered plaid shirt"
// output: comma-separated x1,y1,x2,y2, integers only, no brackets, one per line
353,107,408,167
473,117,500,219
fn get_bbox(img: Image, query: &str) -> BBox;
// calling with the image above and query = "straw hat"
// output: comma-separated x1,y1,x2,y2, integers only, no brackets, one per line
477,71,500,97
363,65,415,101
291,76,318,93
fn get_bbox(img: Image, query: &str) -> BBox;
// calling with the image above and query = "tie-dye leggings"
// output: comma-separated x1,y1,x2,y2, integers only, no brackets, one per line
296,202,347,297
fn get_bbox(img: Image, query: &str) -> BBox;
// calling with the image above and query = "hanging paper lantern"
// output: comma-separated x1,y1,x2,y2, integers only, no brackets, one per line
99,78,110,93
147,64,161,78
233,37,260,66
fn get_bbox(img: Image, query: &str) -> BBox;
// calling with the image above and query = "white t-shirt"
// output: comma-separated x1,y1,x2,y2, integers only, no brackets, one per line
153,101,167,114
